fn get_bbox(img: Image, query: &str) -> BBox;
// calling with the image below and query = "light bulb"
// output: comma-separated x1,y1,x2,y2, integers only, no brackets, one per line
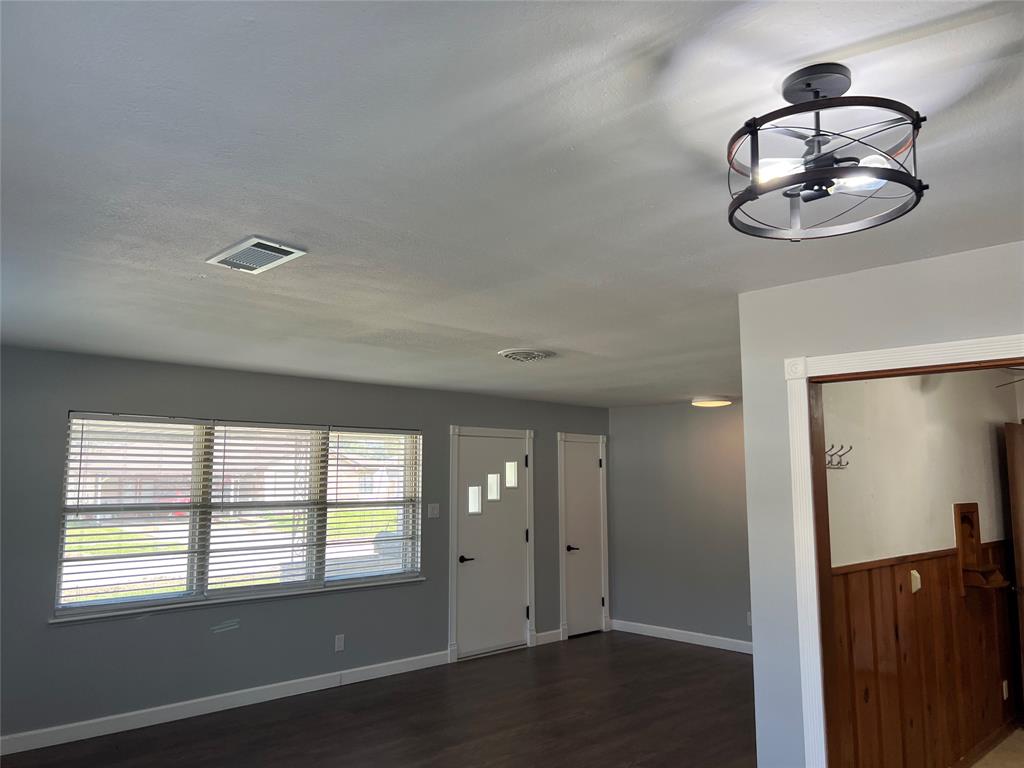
834,154,889,192
756,158,804,184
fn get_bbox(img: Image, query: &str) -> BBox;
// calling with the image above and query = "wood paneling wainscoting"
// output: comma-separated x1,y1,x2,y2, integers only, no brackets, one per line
826,543,1019,768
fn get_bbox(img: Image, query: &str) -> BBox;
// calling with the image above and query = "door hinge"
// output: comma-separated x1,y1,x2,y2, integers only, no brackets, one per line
599,457,603,468
601,596,606,607
526,606,530,619
524,453,529,468
525,528,529,543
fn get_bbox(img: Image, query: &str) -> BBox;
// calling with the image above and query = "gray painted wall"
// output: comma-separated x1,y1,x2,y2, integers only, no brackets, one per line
608,402,750,642
738,240,1024,767
0,346,607,734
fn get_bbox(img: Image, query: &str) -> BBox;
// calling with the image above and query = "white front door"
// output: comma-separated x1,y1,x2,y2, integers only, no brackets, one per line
561,434,607,636
454,429,530,658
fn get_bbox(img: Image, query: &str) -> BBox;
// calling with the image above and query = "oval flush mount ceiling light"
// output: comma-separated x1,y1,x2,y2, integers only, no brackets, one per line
691,396,733,408
727,63,928,241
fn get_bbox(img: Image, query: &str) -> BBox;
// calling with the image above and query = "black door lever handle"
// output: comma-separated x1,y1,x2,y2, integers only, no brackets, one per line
566,545,580,552
458,555,475,563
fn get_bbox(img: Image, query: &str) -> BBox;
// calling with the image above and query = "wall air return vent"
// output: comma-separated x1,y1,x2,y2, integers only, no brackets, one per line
206,237,306,274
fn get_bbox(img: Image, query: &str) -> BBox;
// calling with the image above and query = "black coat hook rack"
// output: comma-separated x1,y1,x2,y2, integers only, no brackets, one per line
825,444,853,470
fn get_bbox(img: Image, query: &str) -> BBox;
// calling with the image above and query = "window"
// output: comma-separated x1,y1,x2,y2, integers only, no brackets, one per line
505,460,518,489
467,485,481,515
57,414,422,616
325,430,421,581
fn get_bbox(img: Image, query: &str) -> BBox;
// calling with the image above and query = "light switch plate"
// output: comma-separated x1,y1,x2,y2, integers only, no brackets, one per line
427,503,439,519
910,569,922,594
334,634,345,652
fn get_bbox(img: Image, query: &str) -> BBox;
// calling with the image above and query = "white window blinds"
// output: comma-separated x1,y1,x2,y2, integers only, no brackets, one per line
208,424,326,593
326,431,422,581
61,417,206,607
58,414,422,615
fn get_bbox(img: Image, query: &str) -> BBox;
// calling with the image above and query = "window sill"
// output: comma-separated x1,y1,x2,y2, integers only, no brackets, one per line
49,574,426,625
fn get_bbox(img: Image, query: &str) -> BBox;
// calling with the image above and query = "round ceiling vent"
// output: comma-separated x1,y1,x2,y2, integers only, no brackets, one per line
498,348,556,363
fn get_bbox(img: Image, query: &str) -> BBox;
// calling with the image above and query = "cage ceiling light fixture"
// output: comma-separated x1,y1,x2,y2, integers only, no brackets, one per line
727,63,928,241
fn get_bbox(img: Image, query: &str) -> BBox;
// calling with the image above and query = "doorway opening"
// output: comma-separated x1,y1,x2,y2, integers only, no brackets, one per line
810,361,1024,767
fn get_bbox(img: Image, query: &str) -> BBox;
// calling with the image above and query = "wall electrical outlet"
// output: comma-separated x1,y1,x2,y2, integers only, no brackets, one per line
746,611,752,627
427,503,440,519
334,634,345,652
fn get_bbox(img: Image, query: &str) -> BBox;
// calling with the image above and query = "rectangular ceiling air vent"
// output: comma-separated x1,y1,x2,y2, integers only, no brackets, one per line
206,237,306,274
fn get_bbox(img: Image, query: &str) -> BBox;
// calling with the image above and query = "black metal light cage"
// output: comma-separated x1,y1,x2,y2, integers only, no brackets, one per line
727,95,928,241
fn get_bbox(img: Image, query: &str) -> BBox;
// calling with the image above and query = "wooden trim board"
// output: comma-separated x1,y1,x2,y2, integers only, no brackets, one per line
831,548,958,575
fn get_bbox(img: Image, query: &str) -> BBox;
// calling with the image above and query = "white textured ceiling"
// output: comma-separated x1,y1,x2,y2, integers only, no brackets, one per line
2,2,1022,406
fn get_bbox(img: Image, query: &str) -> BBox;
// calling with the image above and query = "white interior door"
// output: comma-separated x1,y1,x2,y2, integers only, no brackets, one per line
561,434,607,637
454,429,530,658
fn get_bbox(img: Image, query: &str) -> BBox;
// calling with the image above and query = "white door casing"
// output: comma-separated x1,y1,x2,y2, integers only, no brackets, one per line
448,426,535,661
558,432,609,639
784,333,1024,768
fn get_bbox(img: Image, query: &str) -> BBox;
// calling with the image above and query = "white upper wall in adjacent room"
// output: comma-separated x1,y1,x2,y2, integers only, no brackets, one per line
824,369,1018,567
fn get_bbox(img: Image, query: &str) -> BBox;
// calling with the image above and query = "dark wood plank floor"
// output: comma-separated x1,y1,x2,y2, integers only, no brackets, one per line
5,631,756,768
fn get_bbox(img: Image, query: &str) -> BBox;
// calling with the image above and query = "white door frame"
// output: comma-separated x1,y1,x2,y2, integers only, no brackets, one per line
448,425,535,662
557,432,610,640
784,333,1024,768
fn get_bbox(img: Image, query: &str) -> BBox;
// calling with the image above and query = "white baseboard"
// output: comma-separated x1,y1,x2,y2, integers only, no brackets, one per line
533,629,563,646
610,619,753,655
0,650,449,756
341,650,448,685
